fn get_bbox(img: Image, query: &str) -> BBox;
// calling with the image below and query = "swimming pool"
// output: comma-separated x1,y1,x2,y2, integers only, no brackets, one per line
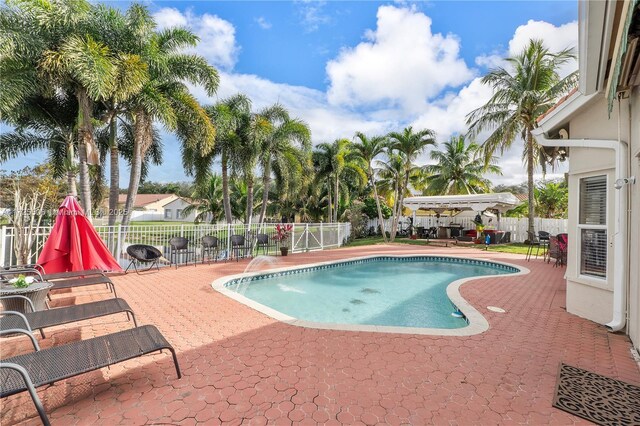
213,255,525,336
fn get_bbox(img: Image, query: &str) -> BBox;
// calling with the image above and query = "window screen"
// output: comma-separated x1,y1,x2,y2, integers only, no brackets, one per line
579,176,606,225
578,175,607,278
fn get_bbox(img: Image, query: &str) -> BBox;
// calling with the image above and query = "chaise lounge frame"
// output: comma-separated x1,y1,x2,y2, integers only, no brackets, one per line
0,325,181,426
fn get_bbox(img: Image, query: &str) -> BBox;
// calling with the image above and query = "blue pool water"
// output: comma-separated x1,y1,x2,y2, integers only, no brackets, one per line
227,257,517,329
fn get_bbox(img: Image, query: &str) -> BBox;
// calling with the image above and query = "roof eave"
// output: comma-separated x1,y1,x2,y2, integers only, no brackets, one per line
536,91,601,135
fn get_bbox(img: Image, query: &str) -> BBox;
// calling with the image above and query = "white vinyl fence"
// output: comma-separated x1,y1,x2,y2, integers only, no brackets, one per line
0,222,351,267
367,216,567,243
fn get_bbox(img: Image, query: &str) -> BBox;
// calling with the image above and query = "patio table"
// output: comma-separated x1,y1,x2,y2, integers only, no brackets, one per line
0,281,53,313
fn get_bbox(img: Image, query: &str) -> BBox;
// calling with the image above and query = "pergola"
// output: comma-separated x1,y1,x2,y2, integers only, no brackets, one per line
403,193,521,214
403,193,521,232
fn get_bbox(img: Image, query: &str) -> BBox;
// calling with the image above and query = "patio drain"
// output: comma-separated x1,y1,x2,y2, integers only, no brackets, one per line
487,306,506,313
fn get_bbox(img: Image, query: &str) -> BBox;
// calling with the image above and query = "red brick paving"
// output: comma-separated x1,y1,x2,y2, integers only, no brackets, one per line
1,244,639,425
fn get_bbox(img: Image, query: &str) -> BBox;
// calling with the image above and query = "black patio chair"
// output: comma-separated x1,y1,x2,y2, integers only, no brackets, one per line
538,231,550,260
1,295,136,338
229,235,250,262
201,235,219,263
168,237,195,269
498,231,511,244
125,244,163,274
0,325,181,426
254,233,273,256
525,231,541,261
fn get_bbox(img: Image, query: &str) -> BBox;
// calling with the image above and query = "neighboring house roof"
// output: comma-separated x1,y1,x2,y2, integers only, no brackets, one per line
116,194,178,208
514,194,528,202
162,196,195,208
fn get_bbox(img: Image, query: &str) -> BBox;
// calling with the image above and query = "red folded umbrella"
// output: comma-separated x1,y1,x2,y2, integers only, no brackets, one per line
37,196,123,274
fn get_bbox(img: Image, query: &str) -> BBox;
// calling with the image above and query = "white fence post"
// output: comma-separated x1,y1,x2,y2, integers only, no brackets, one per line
0,226,6,266
320,222,324,249
291,224,296,253
305,224,309,252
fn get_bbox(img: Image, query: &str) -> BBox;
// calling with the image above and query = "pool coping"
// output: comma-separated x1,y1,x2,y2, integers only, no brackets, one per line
211,254,530,336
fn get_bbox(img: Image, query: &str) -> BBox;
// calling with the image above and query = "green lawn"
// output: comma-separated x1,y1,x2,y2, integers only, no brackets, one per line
345,235,532,255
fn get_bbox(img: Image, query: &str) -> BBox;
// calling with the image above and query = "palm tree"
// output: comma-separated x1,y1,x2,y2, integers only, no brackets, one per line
229,179,263,224
182,174,225,223
313,139,366,222
257,105,311,225
203,94,252,223
387,126,436,240
120,5,219,228
423,135,501,195
466,39,577,235
352,132,389,242
0,93,79,195
2,0,103,217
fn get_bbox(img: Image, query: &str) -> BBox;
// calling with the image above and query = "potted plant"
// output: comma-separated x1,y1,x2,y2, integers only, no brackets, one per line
273,224,293,256
9,274,35,288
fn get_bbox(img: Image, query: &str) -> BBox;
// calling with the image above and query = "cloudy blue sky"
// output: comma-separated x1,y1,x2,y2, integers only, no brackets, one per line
1,0,579,186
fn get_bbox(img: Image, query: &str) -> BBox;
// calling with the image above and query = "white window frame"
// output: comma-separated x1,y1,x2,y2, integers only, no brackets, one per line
577,174,608,280
176,209,183,219
164,209,172,219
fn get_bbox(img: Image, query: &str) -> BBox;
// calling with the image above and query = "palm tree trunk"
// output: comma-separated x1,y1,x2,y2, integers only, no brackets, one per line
246,173,254,225
122,111,148,228
221,150,232,223
370,168,387,243
526,128,536,236
67,170,77,196
326,181,332,222
108,116,119,226
258,160,271,225
76,88,94,220
334,175,339,222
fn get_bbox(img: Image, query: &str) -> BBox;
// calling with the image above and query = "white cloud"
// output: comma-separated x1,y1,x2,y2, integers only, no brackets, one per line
255,17,272,30
508,20,578,78
153,7,240,70
296,0,331,32
326,6,475,113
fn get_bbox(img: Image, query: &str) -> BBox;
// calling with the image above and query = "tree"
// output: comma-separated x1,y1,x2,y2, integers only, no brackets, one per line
313,139,366,222
535,179,568,218
423,135,501,195
182,174,225,223
386,126,436,241
229,179,263,223
0,93,79,195
257,105,311,225
466,39,577,235
203,94,252,223
352,132,389,242
120,5,219,228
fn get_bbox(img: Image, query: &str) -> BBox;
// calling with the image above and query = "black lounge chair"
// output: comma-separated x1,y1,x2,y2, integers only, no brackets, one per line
201,236,219,263
0,325,181,426
1,269,117,298
1,295,136,338
125,244,163,274
168,237,195,268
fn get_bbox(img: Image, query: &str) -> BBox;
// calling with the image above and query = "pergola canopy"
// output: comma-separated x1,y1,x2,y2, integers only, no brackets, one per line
403,193,521,214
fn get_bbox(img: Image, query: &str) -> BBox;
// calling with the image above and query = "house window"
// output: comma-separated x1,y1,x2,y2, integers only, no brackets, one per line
164,209,172,219
176,209,183,219
578,175,607,278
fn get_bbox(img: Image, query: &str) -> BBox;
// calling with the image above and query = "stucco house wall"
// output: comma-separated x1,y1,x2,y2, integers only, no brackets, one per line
163,197,197,222
562,89,638,348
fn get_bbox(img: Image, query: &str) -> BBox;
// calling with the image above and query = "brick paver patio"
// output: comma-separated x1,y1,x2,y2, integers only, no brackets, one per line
1,244,639,425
